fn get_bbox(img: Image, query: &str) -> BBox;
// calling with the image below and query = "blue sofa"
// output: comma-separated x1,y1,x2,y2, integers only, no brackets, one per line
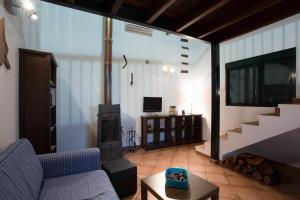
0,139,120,200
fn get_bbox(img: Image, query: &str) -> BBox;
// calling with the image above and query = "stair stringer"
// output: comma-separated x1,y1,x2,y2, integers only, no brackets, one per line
220,104,300,160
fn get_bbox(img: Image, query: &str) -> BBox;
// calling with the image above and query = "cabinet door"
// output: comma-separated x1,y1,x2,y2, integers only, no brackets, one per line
20,52,51,154
165,117,172,143
193,115,202,141
175,117,182,143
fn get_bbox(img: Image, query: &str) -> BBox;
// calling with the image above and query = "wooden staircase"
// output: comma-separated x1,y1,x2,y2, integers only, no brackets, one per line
224,99,298,137
220,98,300,159
225,107,281,137
292,98,300,104
196,98,300,157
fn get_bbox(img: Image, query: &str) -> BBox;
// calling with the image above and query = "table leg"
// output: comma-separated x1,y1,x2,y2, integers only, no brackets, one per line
141,182,148,200
211,192,219,200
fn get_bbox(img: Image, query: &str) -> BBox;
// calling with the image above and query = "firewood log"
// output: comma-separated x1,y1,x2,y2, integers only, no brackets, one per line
259,163,274,175
223,159,231,168
234,165,241,172
242,164,254,175
247,157,264,166
238,159,244,166
263,174,281,185
252,170,262,181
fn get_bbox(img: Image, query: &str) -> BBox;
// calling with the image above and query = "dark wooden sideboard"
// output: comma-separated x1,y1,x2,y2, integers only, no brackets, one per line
141,114,202,150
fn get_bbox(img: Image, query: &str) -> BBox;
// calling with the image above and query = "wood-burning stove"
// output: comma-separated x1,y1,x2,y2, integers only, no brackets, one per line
97,17,123,161
97,104,122,161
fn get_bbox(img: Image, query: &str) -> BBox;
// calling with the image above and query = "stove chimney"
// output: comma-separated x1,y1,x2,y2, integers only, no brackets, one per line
103,17,112,107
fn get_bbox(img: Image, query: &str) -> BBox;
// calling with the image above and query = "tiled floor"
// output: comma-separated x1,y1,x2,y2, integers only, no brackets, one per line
123,144,298,200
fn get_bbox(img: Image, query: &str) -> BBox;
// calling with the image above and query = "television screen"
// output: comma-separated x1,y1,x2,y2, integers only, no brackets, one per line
143,97,162,112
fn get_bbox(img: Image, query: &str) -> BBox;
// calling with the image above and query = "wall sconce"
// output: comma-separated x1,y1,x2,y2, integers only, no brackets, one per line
162,65,175,74
4,0,38,20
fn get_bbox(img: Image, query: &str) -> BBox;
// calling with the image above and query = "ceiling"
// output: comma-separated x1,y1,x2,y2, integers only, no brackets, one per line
42,0,300,43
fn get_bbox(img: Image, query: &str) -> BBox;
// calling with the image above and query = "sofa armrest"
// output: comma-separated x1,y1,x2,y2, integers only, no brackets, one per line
38,148,100,179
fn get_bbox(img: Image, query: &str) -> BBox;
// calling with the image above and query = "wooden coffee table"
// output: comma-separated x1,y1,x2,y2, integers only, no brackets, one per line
141,171,219,200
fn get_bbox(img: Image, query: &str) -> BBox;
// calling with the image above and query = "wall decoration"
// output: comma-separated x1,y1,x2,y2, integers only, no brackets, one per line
130,72,133,86
122,54,127,69
0,18,10,70
180,37,189,73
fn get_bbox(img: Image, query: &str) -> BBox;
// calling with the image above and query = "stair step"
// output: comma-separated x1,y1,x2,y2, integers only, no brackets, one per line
243,121,259,126
292,98,300,104
261,107,280,116
260,112,280,116
220,133,228,140
227,128,242,133
196,144,205,149
195,142,210,156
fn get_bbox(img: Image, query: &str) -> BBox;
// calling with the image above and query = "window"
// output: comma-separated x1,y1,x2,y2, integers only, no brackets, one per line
226,48,296,107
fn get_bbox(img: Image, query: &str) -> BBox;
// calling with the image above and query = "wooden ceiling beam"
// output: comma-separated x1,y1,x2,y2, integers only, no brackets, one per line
176,0,231,32
146,0,176,24
198,0,282,39
111,0,124,15
205,0,300,42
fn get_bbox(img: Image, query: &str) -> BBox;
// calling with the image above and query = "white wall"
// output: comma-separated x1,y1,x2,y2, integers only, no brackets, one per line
220,14,300,135
39,2,103,151
37,2,211,151
0,0,24,149
112,20,211,145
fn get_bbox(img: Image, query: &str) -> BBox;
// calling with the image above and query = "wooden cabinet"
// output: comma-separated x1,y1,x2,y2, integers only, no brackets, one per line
19,49,57,154
141,114,202,150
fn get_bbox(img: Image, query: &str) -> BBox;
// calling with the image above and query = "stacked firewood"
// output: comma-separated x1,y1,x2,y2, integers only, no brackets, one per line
222,153,281,185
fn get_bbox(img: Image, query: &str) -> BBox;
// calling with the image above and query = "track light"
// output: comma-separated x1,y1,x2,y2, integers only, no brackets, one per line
30,13,38,20
23,0,35,11
4,0,38,20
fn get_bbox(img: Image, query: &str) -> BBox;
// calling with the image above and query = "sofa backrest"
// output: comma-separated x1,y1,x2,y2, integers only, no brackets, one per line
0,139,44,200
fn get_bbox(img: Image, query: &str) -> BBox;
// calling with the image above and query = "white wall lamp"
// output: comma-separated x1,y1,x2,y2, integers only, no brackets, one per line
4,0,38,20
162,65,175,74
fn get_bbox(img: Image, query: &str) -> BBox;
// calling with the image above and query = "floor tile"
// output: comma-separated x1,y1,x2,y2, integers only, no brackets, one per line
170,161,188,169
124,145,297,200
233,186,260,200
206,173,229,185
206,166,225,174
227,175,255,187
192,171,207,180
189,164,206,172
258,190,297,200
214,183,236,199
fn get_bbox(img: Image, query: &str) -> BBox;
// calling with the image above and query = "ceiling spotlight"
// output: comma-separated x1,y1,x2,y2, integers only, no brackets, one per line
23,0,35,11
30,13,38,20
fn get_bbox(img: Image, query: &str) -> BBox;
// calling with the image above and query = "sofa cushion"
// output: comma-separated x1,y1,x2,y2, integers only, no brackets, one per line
0,139,44,200
39,170,119,200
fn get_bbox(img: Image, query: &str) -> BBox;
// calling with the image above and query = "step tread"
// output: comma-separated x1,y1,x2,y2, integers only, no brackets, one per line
227,128,242,133
220,133,228,140
292,98,300,104
260,112,280,116
243,121,259,126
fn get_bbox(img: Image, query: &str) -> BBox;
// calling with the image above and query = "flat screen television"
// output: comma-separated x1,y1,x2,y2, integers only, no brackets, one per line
143,97,162,112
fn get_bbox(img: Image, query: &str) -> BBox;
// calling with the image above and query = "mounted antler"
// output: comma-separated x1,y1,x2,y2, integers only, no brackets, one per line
0,19,11,70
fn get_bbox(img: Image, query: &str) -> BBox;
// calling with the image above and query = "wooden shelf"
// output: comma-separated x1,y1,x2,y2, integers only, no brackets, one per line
19,49,57,154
